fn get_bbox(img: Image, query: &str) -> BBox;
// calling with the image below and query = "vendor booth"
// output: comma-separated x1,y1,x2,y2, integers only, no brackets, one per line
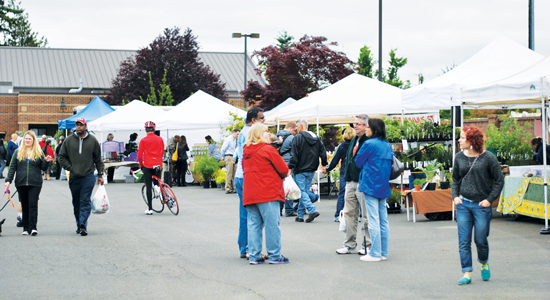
58,96,115,129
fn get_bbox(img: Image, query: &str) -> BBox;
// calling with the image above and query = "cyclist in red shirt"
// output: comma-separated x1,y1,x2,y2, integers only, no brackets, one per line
138,121,165,215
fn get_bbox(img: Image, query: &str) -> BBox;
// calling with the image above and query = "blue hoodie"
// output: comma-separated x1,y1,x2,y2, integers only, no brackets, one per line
355,138,392,199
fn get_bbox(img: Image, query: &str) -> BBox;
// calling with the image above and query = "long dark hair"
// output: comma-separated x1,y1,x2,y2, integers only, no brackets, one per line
180,135,187,143
368,118,386,141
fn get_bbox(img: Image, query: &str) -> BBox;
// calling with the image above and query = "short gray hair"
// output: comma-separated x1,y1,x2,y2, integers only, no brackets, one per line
296,118,308,129
356,114,369,125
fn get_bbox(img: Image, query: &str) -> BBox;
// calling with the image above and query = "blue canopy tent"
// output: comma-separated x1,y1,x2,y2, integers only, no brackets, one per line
58,96,115,129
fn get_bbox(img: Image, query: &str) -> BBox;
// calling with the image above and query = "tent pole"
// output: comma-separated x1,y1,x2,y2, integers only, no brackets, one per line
277,118,280,132
541,78,549,234
401,109,404,196
317,114,321,202
460,103,464,129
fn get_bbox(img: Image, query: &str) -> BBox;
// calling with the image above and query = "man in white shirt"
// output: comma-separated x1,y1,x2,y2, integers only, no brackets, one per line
220,129,240,194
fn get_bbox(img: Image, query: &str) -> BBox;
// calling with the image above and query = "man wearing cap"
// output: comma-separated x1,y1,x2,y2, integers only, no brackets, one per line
39,135,48,149
58,118,104,236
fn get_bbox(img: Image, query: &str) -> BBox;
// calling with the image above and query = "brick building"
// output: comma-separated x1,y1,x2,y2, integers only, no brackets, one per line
0,47,265,139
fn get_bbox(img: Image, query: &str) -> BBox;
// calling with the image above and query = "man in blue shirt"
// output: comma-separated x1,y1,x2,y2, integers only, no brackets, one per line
220,129,240,194
234,107,264,259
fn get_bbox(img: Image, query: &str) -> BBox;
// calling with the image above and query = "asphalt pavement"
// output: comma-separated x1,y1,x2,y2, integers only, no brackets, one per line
1,180,549,299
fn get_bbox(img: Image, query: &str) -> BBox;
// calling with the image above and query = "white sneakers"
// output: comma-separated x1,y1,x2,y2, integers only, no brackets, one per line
336,245,357,254
360,254,381,262
358,247,368,255
144,210,153,215
31,230,38,236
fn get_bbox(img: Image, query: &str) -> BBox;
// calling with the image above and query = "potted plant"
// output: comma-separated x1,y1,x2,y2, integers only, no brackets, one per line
214,169,226,188
414,178,422,191
194,155,219,188
386,189,402,213
439,167,450,189
418,162,443,190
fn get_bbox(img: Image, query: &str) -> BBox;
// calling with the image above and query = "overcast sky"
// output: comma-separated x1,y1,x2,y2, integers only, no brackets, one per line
22,0,550,87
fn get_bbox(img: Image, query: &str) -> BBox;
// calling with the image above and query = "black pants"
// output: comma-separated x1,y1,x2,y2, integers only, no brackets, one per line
142,167,160,210
175,160,188,185
55,161,62,179
18,185,41,232
107,167,115,183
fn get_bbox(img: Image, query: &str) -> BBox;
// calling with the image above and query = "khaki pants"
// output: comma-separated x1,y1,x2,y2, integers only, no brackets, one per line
224,155,236,192
343,181,372,249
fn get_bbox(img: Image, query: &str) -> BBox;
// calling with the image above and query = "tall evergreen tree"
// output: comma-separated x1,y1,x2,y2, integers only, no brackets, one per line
1,0,47,47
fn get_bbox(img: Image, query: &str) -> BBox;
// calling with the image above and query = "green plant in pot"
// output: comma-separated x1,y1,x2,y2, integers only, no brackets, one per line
194,155,219,188
386,189,402,212
439,167,450,189
418,162,443,190
414,178,422,191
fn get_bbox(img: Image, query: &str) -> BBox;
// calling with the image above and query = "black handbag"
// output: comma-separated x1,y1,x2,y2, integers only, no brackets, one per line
389,155,404,180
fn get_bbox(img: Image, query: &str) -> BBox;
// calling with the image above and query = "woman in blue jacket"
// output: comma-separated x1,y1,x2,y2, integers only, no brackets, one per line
5,131,53,236
355,118,392,262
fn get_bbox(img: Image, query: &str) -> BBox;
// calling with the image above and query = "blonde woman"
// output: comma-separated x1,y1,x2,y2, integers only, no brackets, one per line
5,131,53,236
243,123,290,265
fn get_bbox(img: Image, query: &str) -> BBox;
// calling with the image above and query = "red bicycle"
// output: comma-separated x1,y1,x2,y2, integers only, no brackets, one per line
139,168,179,215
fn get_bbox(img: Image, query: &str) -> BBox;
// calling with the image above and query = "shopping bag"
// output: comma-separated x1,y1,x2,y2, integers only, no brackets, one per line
92,185,110,214
284,176,301,200
185,169,194,184
339,210,347,232
172,143,179,162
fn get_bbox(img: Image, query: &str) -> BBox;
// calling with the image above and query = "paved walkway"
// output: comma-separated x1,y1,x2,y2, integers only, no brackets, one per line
1,180,549,299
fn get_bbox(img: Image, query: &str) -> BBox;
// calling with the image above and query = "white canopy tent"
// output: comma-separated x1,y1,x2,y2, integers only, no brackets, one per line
156,90,246,148
274,73,406,125
88,100,168,132
461,55,550,234
402,35,544,111
264,97,296,125
461,55,550,109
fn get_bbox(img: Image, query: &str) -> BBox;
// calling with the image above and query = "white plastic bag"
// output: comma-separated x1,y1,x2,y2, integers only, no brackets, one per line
339,210,347,232
92,185,110,214
284,176,301,200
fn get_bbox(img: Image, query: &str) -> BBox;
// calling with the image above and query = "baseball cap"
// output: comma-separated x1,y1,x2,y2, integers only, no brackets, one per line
76,118,87,126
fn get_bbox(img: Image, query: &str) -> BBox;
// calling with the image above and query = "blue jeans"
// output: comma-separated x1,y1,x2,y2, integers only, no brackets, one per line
294,172,318,218
456,197,492,272
235,177,248,256
335,175,346,217
364,193,390,257
69,173,96,228
246,201,282,262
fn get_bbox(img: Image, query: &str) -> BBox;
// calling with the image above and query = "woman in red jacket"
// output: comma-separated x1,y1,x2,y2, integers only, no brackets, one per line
243,123,290,265
42,139,55,180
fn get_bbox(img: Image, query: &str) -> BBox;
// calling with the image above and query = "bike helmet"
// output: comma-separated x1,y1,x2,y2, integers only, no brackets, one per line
144,121,156,129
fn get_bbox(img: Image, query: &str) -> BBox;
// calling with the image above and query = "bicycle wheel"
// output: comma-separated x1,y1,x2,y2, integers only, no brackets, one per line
161,183,179,215
141,184,164,213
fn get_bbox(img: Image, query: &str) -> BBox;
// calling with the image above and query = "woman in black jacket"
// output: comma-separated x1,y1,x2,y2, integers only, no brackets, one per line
5,131,53,236
175,135,190,186
325,128,356,222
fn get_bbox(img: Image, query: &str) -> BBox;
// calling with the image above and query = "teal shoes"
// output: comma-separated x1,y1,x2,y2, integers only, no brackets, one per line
457,275,472,285
481,263,491,281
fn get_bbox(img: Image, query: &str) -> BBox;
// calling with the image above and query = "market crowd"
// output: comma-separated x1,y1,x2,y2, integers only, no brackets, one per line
1,108,505,285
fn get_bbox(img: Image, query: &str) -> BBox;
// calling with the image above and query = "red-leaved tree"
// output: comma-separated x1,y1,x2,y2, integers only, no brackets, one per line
243,35,354,110
106,27,226,105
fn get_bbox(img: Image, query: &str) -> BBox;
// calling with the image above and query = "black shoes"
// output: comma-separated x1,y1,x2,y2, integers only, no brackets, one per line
306,212,320,223
76,227,81,234
295,217,304,222
80,224,87,236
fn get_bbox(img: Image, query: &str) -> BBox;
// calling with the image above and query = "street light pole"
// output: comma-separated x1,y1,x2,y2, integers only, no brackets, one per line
378,0,383,82
233,33,260,109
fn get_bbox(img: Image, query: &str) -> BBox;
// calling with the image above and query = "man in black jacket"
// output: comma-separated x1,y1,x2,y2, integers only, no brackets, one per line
335,114,372,255
288,118,328,223
59,118,104,236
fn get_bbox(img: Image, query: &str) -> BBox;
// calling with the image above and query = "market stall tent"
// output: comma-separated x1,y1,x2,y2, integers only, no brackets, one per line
264,97,296,124
58,96,114,129
461,54,550,108
275,73,405,125
155,90,246,148
402,35,544,111
87,100,167,132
